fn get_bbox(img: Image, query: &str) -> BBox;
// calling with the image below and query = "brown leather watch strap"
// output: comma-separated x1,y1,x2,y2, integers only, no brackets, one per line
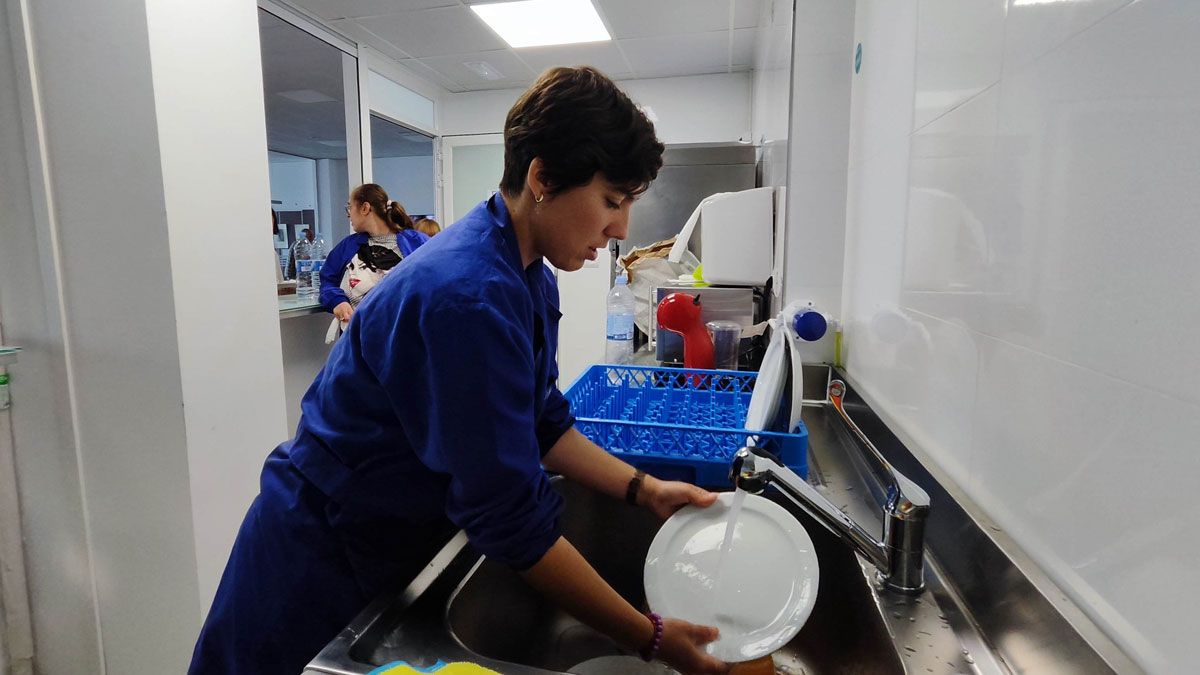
625,469,646,506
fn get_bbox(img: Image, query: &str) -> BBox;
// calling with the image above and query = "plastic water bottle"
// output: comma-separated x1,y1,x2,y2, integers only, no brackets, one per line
294,238,314,296
605,273,636,364
310,236,327,293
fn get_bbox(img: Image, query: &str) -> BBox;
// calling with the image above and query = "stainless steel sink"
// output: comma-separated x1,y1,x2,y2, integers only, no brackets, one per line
308,410,972,675
307,367,1132,675
318,477,905,674
445,481,903,674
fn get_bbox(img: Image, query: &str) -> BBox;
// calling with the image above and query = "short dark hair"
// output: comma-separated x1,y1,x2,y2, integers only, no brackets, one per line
500,66,664,198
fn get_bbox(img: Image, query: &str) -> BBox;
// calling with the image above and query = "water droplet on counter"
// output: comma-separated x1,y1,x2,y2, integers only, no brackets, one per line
909,617,916,622
964,654,975,665
904,645,916,653
892,611,903,618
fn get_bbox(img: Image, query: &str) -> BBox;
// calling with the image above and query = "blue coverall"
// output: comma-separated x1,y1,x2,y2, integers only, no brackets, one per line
190,194,574,674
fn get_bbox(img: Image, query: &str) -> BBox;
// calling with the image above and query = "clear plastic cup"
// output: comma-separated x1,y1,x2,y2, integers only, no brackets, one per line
706,320,742,370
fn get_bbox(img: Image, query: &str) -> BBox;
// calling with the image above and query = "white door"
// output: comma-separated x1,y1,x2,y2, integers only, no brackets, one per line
441,134,504,224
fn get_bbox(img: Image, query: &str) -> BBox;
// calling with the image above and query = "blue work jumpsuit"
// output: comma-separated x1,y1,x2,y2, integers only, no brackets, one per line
189,194,574,674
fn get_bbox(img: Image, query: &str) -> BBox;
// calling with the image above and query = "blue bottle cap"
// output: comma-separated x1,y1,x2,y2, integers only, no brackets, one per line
793,310,828,342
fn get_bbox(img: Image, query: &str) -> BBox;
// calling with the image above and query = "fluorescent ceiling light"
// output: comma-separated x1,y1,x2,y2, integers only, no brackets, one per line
470,0,610,49
277,89,336,103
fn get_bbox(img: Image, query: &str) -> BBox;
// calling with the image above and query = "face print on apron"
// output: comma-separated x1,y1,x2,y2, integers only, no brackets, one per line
326,244,405,343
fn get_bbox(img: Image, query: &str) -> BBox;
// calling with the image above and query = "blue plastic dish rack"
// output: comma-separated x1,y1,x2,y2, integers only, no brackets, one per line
563,364,808,487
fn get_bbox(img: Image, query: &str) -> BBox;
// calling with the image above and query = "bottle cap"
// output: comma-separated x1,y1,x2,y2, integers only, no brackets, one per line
793,309,828,342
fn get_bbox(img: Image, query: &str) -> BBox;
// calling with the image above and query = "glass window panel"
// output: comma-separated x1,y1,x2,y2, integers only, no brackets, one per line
370,114,436,220
258,9,358,278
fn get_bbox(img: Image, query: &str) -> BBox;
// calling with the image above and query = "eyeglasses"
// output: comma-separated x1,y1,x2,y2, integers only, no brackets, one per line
344,203,351,216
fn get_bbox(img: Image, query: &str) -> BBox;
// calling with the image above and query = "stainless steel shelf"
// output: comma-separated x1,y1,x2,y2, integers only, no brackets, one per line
278,296,323,320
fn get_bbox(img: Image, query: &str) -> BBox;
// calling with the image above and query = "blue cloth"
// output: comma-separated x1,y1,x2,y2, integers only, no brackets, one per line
319,229,429,311
189,195,575,675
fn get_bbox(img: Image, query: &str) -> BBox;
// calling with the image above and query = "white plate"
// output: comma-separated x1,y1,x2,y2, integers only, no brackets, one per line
643,492,819,662
745,323,787,432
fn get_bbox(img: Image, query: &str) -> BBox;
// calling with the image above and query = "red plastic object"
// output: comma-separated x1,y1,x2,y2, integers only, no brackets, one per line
657,292,714,379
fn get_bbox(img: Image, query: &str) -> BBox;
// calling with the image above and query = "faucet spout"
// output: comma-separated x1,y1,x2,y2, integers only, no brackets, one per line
731,380,930,594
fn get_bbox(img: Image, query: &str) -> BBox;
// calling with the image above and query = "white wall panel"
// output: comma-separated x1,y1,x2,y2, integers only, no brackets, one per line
914,0,1005,130
439,73,752,145
842,1,1200,670
6,0,289,670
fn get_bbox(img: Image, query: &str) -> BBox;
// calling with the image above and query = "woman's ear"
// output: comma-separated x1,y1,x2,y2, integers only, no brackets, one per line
525,157,551,200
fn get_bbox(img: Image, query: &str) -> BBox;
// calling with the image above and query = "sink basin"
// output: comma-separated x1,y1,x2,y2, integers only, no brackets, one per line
308,394,1022,675
443,481,901,673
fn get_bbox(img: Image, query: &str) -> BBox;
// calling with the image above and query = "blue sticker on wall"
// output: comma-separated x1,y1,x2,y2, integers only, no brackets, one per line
855,43,862,74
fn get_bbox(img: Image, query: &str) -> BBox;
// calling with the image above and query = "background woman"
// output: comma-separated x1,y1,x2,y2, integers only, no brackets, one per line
320,184,429,323
415,216,441,237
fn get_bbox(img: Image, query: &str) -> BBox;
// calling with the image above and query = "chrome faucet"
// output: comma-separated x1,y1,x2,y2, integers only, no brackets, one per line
731,380,930,594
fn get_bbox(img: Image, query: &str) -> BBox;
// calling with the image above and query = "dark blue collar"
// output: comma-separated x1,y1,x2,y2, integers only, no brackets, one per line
487,192,542,274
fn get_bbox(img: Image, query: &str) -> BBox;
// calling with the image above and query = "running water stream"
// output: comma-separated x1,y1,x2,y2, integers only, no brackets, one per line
709,488,748,630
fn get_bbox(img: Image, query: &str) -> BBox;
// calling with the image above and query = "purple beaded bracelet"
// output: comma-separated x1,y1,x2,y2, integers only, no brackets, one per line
640,611,664,662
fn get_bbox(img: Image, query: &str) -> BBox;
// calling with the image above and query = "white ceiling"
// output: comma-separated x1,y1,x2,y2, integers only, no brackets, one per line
283,0,766,93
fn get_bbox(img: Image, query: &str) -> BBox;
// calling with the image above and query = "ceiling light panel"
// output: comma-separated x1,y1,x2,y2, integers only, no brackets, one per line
470,0,611,49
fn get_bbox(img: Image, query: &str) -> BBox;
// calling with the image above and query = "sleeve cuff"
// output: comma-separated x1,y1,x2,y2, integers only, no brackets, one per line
536,414,576,458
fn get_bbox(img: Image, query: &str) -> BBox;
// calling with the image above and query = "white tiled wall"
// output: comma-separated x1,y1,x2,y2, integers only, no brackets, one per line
839,0,1199,671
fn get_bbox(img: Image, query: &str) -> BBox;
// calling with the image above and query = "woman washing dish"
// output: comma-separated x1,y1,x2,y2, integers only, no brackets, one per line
190,67,728,675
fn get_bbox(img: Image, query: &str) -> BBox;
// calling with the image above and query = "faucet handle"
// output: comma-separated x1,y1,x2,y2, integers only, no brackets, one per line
828,380,930,510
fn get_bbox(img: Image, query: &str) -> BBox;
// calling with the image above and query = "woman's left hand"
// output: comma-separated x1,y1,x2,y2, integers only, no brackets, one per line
639,476,718,520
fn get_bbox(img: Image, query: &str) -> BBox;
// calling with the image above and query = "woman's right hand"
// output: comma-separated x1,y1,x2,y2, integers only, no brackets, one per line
333,302,354,322
658,617,729,674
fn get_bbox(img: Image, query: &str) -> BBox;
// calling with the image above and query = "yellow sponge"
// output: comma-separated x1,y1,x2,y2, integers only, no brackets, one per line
368,661,500,675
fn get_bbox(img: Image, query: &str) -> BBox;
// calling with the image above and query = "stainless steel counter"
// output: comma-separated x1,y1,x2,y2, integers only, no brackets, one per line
279,295,323,319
